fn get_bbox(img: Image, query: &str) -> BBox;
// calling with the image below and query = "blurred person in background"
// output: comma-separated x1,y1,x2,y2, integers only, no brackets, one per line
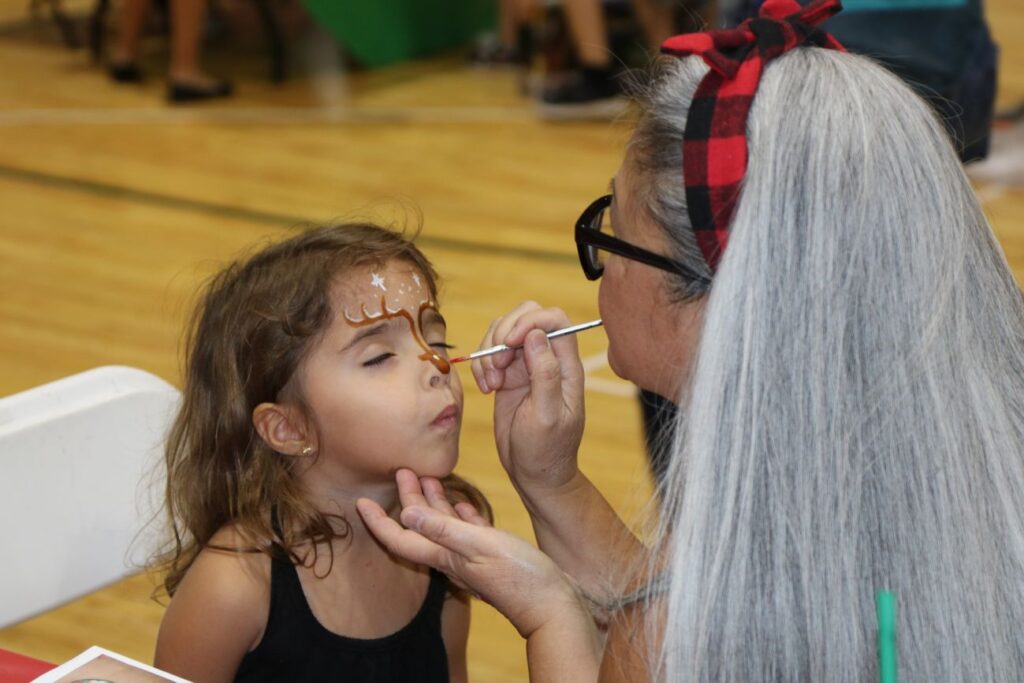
108,0,233,102
540,0,716,116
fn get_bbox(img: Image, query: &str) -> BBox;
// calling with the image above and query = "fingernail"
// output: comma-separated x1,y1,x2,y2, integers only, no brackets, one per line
529,330,549,351
402,507,425,531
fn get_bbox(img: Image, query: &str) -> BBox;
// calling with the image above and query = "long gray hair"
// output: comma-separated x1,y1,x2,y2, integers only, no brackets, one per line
632,48,1024,680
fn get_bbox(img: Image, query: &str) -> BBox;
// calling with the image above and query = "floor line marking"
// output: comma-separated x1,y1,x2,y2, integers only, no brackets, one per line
0,106,538,126
0,163,578,265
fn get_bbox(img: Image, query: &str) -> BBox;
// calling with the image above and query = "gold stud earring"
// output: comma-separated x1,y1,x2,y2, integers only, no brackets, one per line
298,445,315,457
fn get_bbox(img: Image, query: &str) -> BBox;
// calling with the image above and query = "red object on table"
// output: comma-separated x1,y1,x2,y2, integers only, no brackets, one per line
0,647,56,682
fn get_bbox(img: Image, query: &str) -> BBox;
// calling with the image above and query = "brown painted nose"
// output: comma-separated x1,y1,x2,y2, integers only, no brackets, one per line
420,351,451,375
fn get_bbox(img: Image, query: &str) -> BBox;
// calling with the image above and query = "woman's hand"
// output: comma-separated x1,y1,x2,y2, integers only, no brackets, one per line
470,302,586,493
356,469,585,639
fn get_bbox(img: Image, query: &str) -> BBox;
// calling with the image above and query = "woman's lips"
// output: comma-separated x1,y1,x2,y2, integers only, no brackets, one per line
432,404,459,428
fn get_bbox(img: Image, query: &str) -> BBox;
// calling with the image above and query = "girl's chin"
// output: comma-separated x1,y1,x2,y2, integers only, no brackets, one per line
410,451,459,480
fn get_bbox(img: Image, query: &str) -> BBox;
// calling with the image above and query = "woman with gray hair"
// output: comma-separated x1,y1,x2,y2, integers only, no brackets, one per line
357,0,1024,679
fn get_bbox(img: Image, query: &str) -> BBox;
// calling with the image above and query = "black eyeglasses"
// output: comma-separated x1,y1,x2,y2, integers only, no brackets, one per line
575,194,711,284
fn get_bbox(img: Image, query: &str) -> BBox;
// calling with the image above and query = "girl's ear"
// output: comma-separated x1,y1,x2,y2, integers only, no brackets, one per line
252,402,312,455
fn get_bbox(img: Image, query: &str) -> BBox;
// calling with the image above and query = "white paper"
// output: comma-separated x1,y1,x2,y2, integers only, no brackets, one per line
31,645,192,683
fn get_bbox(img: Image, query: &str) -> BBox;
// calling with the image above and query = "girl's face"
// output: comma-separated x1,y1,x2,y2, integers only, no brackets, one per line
295,261,462,486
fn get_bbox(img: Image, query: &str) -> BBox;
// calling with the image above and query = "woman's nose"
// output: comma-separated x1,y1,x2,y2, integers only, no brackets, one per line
429,372,448,388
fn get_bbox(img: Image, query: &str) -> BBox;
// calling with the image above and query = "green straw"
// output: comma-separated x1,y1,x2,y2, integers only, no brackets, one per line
876,590,898,683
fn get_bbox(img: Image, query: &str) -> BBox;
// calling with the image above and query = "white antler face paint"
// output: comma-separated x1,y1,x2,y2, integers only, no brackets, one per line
342,265,450,374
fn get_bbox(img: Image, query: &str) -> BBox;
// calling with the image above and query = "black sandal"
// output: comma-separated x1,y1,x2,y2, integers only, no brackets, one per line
108,61,144,83
167,79,234,103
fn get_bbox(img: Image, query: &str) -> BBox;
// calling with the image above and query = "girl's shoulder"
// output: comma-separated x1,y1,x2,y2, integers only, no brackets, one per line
168,521,273,630
198,522,274,593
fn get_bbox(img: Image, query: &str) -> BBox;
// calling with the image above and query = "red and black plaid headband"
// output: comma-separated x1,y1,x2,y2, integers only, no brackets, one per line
660,0,845,272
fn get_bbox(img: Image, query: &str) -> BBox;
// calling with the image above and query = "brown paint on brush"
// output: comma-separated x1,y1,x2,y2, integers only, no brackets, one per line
345,295,451,374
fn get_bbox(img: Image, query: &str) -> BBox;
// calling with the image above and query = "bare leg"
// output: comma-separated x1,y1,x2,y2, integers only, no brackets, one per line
168,0,217,85
561,0,611,68
499,0,518,49
112,0,151,64
539,0,622,109
515,0,538,21
632,0,675,47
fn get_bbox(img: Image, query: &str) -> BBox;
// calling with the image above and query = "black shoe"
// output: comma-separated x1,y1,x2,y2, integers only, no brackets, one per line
538,67,626,120
168,79,234,103
542,65,620,103
109,61,144,83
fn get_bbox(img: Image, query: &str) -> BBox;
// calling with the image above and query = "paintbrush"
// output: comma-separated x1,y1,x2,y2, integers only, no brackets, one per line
449,319,603,364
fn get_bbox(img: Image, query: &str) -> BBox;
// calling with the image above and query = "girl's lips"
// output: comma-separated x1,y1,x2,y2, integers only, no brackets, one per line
432,404,459,428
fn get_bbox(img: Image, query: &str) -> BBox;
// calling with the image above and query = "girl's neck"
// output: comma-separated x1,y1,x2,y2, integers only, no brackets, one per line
286,479,415,579
297,470,401,545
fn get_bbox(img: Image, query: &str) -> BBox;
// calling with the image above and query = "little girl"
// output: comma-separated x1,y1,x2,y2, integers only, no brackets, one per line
151,223,490,683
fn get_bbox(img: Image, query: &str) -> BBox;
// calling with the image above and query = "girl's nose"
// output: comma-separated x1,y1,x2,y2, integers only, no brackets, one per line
429,373,446,388
419,349,451,375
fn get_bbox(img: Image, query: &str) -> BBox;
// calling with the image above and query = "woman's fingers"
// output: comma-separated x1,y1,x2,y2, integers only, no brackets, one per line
473,301,544,389
421,477,459,517
471,316,501,393
365,499,578,639
471,304,581,393
400,505,491,559
395,468,430,510
502,308,572,352
362,481,492,564
356,499,450,568
520,329,570,420
488,301,543,363
454,502,490,527
493,308,574,372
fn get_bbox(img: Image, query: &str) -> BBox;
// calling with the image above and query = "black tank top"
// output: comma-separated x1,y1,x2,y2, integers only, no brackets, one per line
235,514,450,682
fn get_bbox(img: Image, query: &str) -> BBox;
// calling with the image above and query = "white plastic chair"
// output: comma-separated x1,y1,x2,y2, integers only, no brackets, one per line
0,366,180,628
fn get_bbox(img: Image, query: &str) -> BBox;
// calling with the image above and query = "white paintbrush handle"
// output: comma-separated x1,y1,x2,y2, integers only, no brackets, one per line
454,319,603,362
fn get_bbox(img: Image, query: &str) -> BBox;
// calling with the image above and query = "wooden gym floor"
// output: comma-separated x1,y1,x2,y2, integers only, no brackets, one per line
0,1,1021,680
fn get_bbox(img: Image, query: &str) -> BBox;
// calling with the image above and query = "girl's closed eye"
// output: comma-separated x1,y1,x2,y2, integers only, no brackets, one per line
362,351,395,367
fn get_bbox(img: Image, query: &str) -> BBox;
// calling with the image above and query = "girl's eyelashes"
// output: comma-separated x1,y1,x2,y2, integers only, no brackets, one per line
362,352,395,367
362,345,451,366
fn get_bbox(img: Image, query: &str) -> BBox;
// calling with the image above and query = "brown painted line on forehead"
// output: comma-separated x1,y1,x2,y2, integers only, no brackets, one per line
341,288,431,323
343,295,450,375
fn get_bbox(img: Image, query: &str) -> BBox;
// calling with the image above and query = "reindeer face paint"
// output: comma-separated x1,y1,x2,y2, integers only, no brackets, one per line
341,266,450,374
